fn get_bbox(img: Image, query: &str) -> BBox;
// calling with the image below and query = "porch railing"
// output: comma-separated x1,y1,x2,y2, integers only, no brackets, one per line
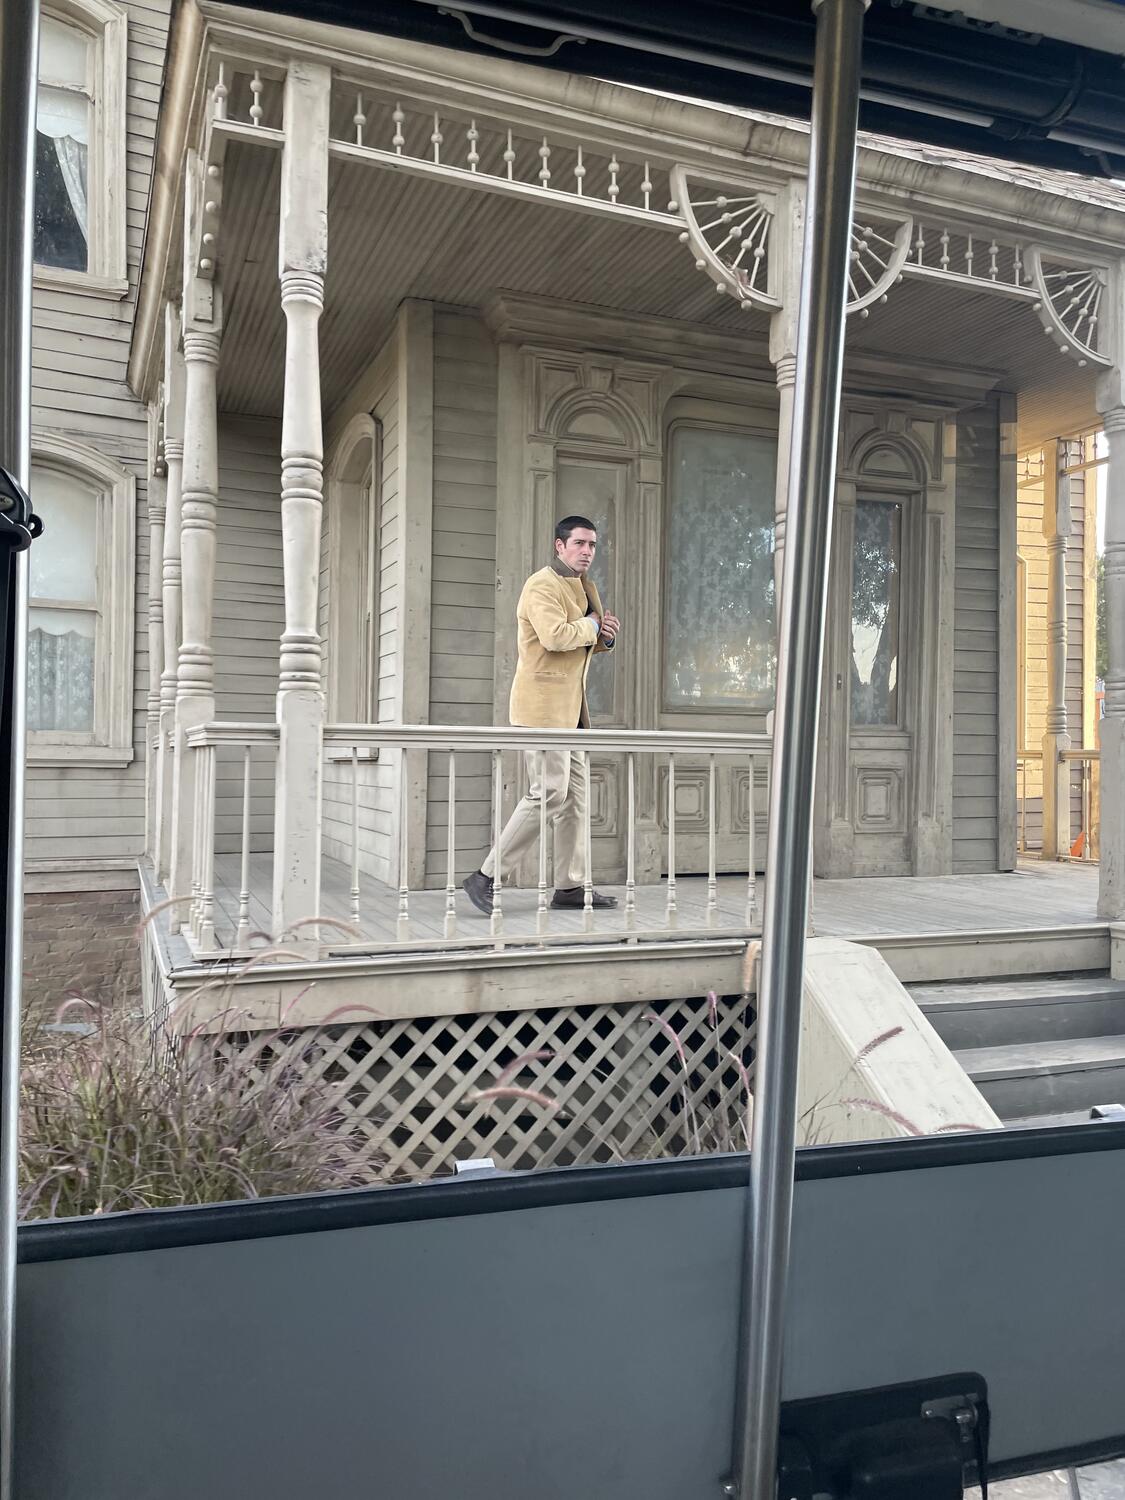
182,723,772,957
1061,748,1100,863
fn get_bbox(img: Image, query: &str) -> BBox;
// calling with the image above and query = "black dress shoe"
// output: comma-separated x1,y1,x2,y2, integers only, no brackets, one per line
462,870,495,915
551,886,618,909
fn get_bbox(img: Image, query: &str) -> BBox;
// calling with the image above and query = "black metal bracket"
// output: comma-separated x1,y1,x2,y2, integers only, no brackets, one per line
0,466,41,555
771,1373,990,1499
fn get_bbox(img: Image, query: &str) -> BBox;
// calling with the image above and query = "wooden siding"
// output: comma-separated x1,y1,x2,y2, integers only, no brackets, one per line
213,417,283,856
25,0,172,888
424,309,498,885
953,403,1001,873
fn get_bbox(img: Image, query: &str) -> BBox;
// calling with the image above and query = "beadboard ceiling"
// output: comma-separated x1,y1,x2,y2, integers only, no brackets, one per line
215,140,1097,448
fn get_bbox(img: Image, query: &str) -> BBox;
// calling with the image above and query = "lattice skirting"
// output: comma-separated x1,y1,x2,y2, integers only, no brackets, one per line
210,994,757,1183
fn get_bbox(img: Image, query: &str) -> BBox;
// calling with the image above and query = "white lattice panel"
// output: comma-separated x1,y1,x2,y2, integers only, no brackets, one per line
214,994,756,1182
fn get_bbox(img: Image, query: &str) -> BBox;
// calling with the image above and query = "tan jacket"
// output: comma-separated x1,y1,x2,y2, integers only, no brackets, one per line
509,565,613,729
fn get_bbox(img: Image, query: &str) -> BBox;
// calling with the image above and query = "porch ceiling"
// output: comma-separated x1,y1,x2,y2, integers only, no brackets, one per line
217,139,1098,445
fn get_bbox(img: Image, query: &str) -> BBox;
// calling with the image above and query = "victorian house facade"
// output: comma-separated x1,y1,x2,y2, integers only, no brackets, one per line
21,0,1125,1168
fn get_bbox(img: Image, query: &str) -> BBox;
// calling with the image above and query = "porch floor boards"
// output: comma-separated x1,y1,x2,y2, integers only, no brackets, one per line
202,853,1100,957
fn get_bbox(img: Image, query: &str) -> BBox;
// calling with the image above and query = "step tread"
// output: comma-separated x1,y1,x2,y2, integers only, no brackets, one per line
913,974,1122,1011
1003,1109,1099,1130
956,1034,1125,1081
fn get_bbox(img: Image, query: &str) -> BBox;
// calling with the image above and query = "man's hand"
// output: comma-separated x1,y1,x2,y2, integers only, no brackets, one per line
600,612,621,644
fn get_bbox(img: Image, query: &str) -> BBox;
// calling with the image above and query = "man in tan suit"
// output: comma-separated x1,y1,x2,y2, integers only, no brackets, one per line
463,515,621,916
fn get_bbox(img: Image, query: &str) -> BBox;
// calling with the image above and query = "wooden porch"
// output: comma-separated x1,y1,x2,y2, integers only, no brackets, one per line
154,854,1104,971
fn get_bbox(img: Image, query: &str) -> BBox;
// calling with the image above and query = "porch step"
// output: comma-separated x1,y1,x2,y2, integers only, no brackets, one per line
950,1036,1125,1121
913,973,1125,1051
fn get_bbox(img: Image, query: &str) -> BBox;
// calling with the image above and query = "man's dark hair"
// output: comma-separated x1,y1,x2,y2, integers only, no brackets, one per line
555,515,597,545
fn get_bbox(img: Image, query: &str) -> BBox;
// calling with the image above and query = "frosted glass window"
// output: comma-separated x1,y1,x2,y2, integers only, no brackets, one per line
557,459,621,722
30,467,97,600
664,426,777,709
27,465,99,733
35,17,91,271
850,500,901,727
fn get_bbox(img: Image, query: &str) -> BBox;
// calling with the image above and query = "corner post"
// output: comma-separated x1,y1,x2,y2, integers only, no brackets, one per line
1041,438,1072,861
157,306,186,882
1098,344,1125,916
169,153,223,926
272,60,331,946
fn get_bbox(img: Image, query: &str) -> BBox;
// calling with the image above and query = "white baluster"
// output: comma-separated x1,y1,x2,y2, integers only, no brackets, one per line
746,754,759,926
642,162,652,211
582,749,594,934
1014,243,1024,285
608,155,620,202
914,223,925,265
190,748,202,939
574,144,585,196
444,750,458,940
538,136,551,188
490,750,505,946
392,103,405,154
212,61,228,121
666,752,677,929
503,129,515,180
236,744,252,949
353,93,366,147
989,240,999,281
350,745,361,925
537,747,549,941
707,755,718,929
965,234,974,277
199,745,217,952
467,119,480,172
625,753,636,935
397,758,411,942
431,112,443,164
250,71,263,127
940,229,950,270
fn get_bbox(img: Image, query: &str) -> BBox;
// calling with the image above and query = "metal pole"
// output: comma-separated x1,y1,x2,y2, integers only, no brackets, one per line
729,2,866,1496
0,2,39,1496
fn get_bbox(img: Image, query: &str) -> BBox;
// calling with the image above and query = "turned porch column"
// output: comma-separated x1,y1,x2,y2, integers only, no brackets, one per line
169,158,223,923
272,60,330,943
144,405,166,866
768,180,806,611
1041,438,1072,861
156,306,185,883
1098,390,1125,918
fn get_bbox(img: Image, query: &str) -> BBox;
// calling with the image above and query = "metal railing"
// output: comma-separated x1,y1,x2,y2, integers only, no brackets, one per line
183,722,772,957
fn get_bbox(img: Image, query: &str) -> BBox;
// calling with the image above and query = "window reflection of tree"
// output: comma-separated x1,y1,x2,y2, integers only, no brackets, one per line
850,501,901,727
666,429,777,709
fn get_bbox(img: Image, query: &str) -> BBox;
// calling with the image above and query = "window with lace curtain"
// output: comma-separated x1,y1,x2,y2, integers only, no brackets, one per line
27,438,136,766
34,1,127,291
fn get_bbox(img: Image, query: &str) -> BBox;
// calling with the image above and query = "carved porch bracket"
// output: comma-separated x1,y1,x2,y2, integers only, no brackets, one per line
670,163,781,310
1025,248,1112,368
846,211,913,317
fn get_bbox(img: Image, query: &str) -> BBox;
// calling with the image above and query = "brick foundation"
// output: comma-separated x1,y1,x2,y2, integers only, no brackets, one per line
22,887,142,1022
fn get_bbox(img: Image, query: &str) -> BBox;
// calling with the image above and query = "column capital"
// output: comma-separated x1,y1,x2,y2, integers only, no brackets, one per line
182,326,221,366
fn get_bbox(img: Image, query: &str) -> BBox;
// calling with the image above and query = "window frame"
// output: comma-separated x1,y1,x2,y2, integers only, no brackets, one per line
34,0,128,297
27,434,136,767
325,413,382,729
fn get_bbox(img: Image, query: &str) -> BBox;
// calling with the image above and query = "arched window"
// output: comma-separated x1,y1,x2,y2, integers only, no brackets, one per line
34,0,127,290
27,437,135,765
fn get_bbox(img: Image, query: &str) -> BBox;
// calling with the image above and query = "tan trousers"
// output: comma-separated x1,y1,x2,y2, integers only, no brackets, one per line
481,748,588,889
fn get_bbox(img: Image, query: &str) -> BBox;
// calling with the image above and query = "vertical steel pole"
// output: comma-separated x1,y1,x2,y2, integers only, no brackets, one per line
0,2,38,1496
729,2,866,1496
